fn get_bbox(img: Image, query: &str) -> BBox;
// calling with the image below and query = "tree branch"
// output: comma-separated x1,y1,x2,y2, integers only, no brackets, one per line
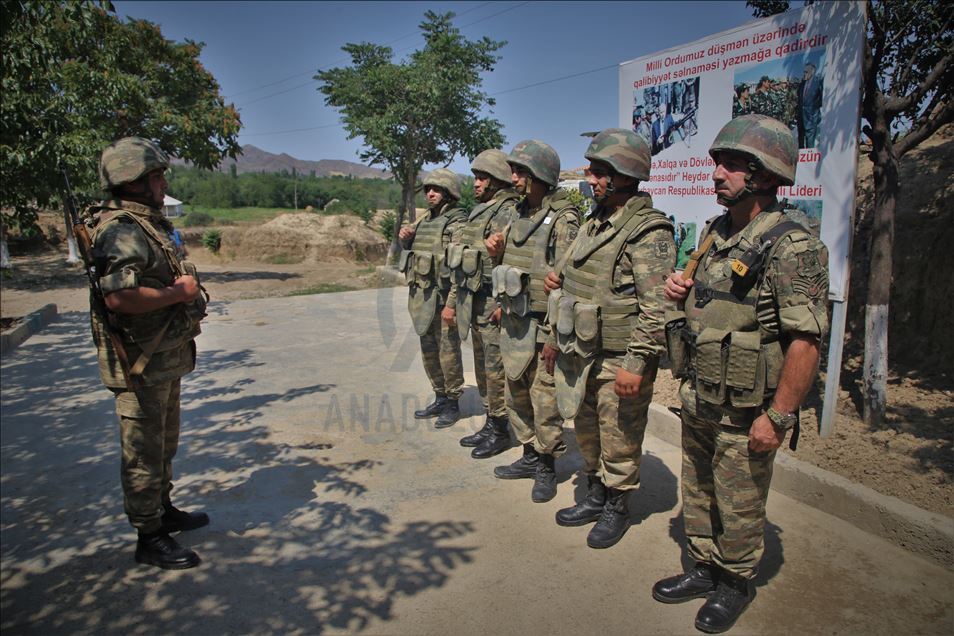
894,99,954,157
884,52,951,115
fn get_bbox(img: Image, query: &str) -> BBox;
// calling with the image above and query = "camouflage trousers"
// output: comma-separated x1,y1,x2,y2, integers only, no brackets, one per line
469,291,506,418
573,354,655,491
111,379,182,533
420,292,464,401
506,342,565,456
678,379,776,579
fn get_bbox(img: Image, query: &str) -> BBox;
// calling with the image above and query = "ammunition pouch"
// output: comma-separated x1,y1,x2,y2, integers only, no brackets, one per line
180,260,208,324
547,289,601,360
664,311,690,380
689,328,780,408
492,264,530,318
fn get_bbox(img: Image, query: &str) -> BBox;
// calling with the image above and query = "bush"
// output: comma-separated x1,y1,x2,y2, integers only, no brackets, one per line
201,229,222,253
183,211,214,227
379,211,397,242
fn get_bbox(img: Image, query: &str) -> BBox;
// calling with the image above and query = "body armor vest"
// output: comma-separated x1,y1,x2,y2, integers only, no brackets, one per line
500,191,577,314
560,201,671,352
454,190,520,286
674,211,808,409
401,204,464,336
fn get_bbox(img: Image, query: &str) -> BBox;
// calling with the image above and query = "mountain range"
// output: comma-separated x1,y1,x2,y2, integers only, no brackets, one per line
173,144,394,179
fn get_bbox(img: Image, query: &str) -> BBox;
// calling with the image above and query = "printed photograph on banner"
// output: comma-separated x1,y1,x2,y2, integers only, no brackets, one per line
786,198,822,236
632,76,700,156
668,215,698,270
731,48,827,149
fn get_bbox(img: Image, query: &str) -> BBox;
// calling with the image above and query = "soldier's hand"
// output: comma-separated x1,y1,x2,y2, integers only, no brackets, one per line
490,306,502,325
665,271,693,302
485,232,505,257
543,271,563,295
398,226,416,242
748,413,785,453
614,368,643,398
541,343,558,375
173,275,200,303
441,306,456,327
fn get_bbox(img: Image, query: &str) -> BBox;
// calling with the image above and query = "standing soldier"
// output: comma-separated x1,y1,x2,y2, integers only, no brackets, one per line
486,140,580,502
445,150,521,457
398,168,468,429
544,129,675,548
89,137,209,569
653,115,829,633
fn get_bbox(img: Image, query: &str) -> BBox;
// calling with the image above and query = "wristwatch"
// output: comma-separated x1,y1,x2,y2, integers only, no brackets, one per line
766,406,798,431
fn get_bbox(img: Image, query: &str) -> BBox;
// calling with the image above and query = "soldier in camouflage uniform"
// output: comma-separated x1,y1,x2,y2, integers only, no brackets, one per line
543,129,675,549
485,140,580,502
445,150,520,457
398,168,468,428
652,115,829,633
89,137,210,569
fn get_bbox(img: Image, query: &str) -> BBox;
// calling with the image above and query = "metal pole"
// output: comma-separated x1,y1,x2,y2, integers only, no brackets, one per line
820,299,848,437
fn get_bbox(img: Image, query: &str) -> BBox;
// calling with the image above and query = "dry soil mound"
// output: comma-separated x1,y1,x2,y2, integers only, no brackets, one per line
226,213,387,264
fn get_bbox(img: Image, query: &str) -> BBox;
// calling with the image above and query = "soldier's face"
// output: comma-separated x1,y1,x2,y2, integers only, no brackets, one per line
511,166,530,194
473,171,492,199
586,163,611,199
804,65,815,80
712,153,750,203
424,185,444,207
146,169,167,206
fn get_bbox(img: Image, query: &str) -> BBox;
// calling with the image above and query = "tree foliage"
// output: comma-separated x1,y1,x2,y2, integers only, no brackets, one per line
0,1,242,234
166,165,410,216
748,0,953,424
317,10,505,262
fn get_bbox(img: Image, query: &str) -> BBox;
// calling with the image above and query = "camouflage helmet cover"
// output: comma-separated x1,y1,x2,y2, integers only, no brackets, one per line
422,167,462,200
585,128,651,181
507,139,560,187
99,137,170,191
708,114,797,186
470,149,511,183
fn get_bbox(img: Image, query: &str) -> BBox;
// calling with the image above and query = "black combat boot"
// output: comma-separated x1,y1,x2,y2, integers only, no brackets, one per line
694,570,755,633
471,416,512,459
586,488,630,548
414,395,448,419
555,475,606,526
652,562,720,604
135,530,201,570
434,399,460,429
493,443,540,479
459,416,494,447
161,503,210,534
531,453,557,502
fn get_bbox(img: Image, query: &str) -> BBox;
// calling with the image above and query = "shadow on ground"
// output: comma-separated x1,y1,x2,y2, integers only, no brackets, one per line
1,312,477,634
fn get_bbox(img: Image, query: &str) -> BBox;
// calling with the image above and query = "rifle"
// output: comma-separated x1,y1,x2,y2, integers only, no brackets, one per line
665,107,698,146
62,166,141,392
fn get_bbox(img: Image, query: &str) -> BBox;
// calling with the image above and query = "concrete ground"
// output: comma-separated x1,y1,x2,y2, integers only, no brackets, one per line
2,287,952,635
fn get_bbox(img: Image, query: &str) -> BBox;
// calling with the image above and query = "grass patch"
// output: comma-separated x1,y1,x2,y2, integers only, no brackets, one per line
171,206,295,227
286,283,354,296
263,254,304,265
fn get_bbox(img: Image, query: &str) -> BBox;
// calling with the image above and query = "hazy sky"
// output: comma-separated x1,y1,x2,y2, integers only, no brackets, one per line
113,1,761,173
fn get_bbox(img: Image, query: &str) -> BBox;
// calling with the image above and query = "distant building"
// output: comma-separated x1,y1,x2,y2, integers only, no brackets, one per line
162,195,184,218
558,179,593,199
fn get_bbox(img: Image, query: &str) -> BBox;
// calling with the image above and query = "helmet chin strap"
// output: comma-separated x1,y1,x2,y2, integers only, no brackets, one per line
595,173,638,204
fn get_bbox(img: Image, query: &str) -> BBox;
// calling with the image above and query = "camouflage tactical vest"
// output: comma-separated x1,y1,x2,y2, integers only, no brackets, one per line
401,204,464,290
451,190,520,290
559,201,671,352
500,190,578,315
679,210,809,409
87,202,205,387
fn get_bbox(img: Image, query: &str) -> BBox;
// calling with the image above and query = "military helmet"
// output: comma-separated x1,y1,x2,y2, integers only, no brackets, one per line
585,128,651,182
708,115,797,186
99,137,170,191
507,139,560,188
470,149,511,183
422,167,461,200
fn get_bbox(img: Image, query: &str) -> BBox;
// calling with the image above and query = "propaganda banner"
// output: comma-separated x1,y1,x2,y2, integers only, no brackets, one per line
619,1,865,300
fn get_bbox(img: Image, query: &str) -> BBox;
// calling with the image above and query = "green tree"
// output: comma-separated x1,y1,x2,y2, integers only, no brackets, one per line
1,1,241,265
317,10,506,264
748,1,953,425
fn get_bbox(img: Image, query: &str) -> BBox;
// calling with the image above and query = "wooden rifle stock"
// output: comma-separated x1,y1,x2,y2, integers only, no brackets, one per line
62,168,140,392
